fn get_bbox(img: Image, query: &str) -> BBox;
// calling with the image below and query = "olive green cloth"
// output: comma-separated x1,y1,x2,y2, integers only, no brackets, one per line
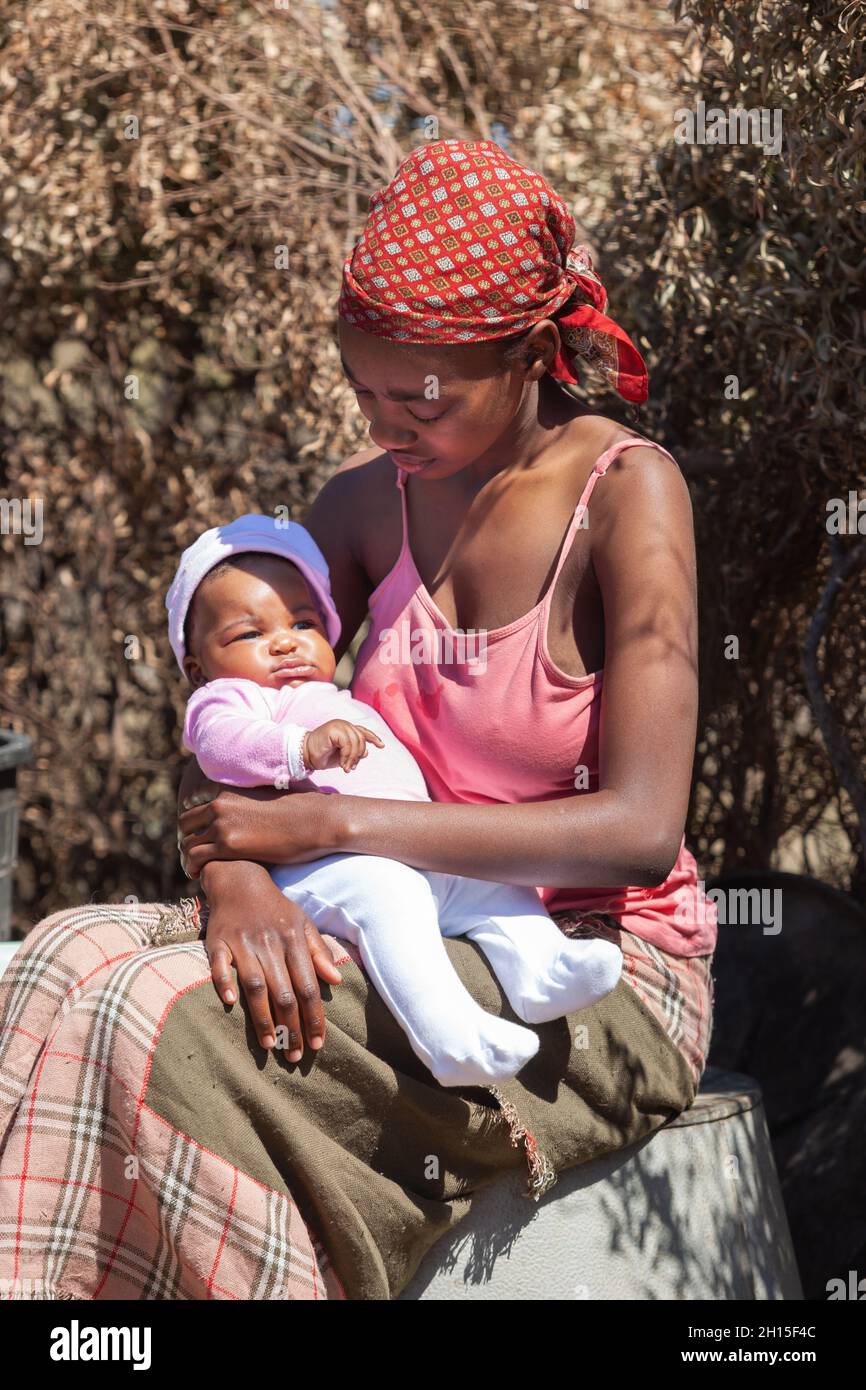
168,776,695,1298
145,920,695,1300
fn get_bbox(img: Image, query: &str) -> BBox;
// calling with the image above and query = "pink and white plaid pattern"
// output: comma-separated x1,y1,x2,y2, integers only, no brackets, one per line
554,910,714,1091
1,899,713,1299
0,900,347,1300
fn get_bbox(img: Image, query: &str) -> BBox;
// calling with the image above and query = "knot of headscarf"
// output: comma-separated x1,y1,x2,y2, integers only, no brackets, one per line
337,138,649,404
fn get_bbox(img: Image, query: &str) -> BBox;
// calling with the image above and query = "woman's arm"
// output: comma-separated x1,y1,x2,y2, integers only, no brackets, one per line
177,758,343,1057
301,455,377,668
181,447,700,890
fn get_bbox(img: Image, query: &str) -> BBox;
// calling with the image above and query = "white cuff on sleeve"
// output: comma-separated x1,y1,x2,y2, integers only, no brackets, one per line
283,724,309,784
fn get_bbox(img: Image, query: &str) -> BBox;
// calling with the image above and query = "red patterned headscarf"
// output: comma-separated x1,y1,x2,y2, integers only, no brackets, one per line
338,138,649,404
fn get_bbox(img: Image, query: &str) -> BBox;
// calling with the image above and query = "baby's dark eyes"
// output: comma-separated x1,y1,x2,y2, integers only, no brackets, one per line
231,619,317,642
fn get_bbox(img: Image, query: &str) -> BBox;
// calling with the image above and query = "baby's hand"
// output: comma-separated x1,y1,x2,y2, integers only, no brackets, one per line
302,720,385,773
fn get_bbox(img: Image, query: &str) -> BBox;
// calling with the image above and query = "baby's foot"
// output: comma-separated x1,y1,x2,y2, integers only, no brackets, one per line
511,939,623,1025
420,1010,540,1089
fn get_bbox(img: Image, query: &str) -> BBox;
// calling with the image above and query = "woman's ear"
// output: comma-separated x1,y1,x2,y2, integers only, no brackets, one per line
523,319,560,380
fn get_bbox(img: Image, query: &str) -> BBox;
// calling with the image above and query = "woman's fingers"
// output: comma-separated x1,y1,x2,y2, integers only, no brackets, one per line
264,944,306,1062
232,944,281,1051
282,923,328,1055
184,841,219,879
207,940,237,1005
179,801,235,874
201,867,341,1059
303,918,344,987
179,804,217,870
231,918,336,1060
178,801,213,835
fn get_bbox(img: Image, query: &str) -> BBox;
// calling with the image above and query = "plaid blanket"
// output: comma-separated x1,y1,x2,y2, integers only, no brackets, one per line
0,895,708,1301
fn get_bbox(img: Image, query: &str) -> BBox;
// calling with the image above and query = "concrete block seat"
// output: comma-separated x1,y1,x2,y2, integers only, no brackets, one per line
400,1067,803,1301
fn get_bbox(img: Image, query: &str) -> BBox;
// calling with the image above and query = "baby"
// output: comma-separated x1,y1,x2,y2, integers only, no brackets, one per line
166,513,623,1088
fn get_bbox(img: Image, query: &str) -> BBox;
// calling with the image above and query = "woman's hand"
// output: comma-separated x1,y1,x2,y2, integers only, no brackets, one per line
180,784,345,878
201,860,343,1059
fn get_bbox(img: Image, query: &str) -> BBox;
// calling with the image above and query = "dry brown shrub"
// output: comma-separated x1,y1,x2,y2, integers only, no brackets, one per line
1,0,863,926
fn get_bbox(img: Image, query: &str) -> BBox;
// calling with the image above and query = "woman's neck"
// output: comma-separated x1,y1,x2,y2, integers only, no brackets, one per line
447,374,596,499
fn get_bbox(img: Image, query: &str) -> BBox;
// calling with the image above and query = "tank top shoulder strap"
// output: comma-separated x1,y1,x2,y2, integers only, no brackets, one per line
595,435,678,476
543,436,678,600
395,443,677,612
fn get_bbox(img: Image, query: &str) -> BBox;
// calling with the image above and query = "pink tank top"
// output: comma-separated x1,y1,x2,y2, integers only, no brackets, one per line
351,437,718,957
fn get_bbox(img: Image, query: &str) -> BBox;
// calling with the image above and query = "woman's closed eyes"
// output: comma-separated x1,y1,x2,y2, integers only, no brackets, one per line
350,385,447,423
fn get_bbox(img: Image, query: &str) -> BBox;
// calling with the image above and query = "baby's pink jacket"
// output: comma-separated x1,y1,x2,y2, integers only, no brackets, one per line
183,676,430,801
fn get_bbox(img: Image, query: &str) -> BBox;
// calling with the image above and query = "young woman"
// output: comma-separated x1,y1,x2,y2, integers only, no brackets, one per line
0,139,716,1301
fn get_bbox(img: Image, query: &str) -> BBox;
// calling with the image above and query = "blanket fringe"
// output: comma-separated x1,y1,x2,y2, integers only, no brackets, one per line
486,1085,557,1200
148,895,205,949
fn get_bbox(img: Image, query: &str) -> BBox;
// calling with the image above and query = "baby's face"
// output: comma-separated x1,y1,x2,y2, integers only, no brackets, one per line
183,554,336,690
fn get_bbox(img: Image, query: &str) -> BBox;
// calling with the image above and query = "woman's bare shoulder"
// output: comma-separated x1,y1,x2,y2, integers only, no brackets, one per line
571,415,684,494
553,413,683,517
304,447,396,561
308,447,391,511
588,429,693,553
333,445,387,477
312,446,392,514
566,413,674,463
